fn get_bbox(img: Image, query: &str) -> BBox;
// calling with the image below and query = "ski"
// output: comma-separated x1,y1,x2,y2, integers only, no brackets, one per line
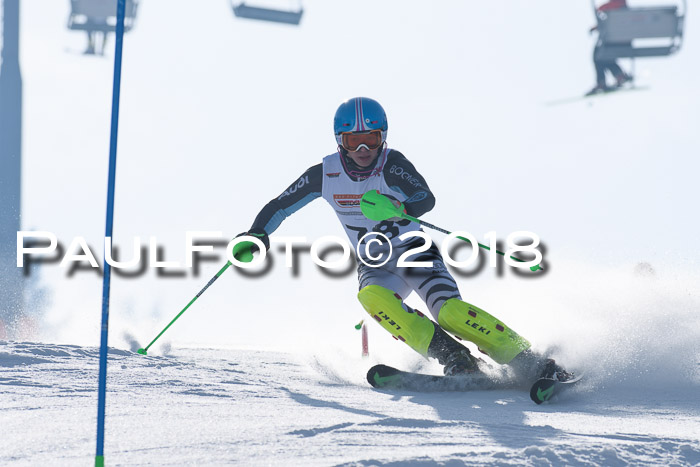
529,374,584,405
368,364,583,404
366,364,514,392
545,85,649,106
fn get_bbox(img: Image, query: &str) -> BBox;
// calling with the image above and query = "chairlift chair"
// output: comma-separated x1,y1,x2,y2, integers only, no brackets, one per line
593,0,687,61
68,0,139,33
68,0,139,55
231,1,303,26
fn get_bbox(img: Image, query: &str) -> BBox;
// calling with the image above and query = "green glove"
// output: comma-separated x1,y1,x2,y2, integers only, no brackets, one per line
360,190,406,222
231,230,269,263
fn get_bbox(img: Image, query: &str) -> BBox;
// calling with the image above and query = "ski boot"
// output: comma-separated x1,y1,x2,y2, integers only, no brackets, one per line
426,325,483,376
509,349,573,382
538,358,575,382
615,73,634,88
585,83,610,96
442,349,481,376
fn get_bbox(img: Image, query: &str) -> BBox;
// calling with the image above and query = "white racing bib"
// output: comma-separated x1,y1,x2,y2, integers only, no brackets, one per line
321,149,420,253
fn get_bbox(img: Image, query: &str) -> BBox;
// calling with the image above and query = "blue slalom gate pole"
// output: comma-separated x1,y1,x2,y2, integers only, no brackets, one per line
96,1,127,466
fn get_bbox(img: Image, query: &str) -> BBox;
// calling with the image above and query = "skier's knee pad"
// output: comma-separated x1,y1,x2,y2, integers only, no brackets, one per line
357,285,435,356
437,298,530,364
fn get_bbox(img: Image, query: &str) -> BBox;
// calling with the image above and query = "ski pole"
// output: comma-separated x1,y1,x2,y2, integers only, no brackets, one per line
407,217,543,271
360,190,543,272
137,261,231,355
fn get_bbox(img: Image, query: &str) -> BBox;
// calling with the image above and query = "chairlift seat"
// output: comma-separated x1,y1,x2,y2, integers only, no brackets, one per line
68,0,138,33
596,6,684,60
232,2,303,25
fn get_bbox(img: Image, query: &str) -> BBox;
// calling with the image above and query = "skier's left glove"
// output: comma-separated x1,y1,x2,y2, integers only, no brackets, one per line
231,228,270,263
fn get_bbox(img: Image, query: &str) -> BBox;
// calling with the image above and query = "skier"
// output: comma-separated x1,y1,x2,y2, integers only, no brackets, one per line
232,97,570,382
587,0,634,95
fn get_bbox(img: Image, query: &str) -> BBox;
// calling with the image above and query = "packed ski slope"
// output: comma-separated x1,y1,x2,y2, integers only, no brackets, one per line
1,336,699,466
4,263,700,465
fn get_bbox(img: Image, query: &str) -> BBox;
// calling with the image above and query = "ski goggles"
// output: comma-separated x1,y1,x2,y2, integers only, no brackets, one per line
340,130,384,151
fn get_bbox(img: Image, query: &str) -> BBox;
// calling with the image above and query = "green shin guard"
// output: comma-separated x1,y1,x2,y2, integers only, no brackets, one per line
437,299,530,364
357,285,436,356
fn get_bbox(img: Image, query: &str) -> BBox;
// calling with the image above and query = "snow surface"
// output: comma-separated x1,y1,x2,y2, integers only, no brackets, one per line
1,335,699,466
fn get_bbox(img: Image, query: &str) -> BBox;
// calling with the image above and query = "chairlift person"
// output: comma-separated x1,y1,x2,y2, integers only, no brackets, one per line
587,0,634,95
85,31,108,56
231,97,574,383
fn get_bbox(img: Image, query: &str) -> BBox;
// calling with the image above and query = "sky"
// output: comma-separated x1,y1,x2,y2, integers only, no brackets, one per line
8,0,700,353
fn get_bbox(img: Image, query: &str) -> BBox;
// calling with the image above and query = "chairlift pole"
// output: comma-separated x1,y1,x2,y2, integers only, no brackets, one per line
0,0,24,336
95,1,128,466
680,0,687,42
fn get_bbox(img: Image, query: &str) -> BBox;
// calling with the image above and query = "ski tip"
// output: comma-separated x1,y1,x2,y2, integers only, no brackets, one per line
367,364,400,388
529,373,584,404
530,378,557,404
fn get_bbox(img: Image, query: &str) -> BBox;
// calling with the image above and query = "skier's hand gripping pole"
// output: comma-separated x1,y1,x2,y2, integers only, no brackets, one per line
137,231,269,355
359,190,543,272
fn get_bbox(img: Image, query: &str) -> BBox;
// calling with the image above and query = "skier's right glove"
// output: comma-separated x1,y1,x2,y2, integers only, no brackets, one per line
380,194,406,222
231,229,270,263
361,190,406,222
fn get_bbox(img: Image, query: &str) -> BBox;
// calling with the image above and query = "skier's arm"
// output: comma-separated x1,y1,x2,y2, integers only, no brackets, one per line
383,151,435,217
248,163,323,235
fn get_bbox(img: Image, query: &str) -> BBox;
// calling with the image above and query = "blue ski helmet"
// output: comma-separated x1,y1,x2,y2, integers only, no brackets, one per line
333,97,388,147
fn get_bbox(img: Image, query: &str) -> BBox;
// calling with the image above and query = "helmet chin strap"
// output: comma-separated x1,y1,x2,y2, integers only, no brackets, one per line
338,143,387,181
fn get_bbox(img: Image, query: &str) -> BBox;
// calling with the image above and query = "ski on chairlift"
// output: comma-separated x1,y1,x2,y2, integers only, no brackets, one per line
231,0,303,25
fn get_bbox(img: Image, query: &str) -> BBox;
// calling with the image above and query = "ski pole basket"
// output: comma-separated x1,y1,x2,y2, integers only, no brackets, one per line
68,0,139,33
593,0,687,60
231,1,303,25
